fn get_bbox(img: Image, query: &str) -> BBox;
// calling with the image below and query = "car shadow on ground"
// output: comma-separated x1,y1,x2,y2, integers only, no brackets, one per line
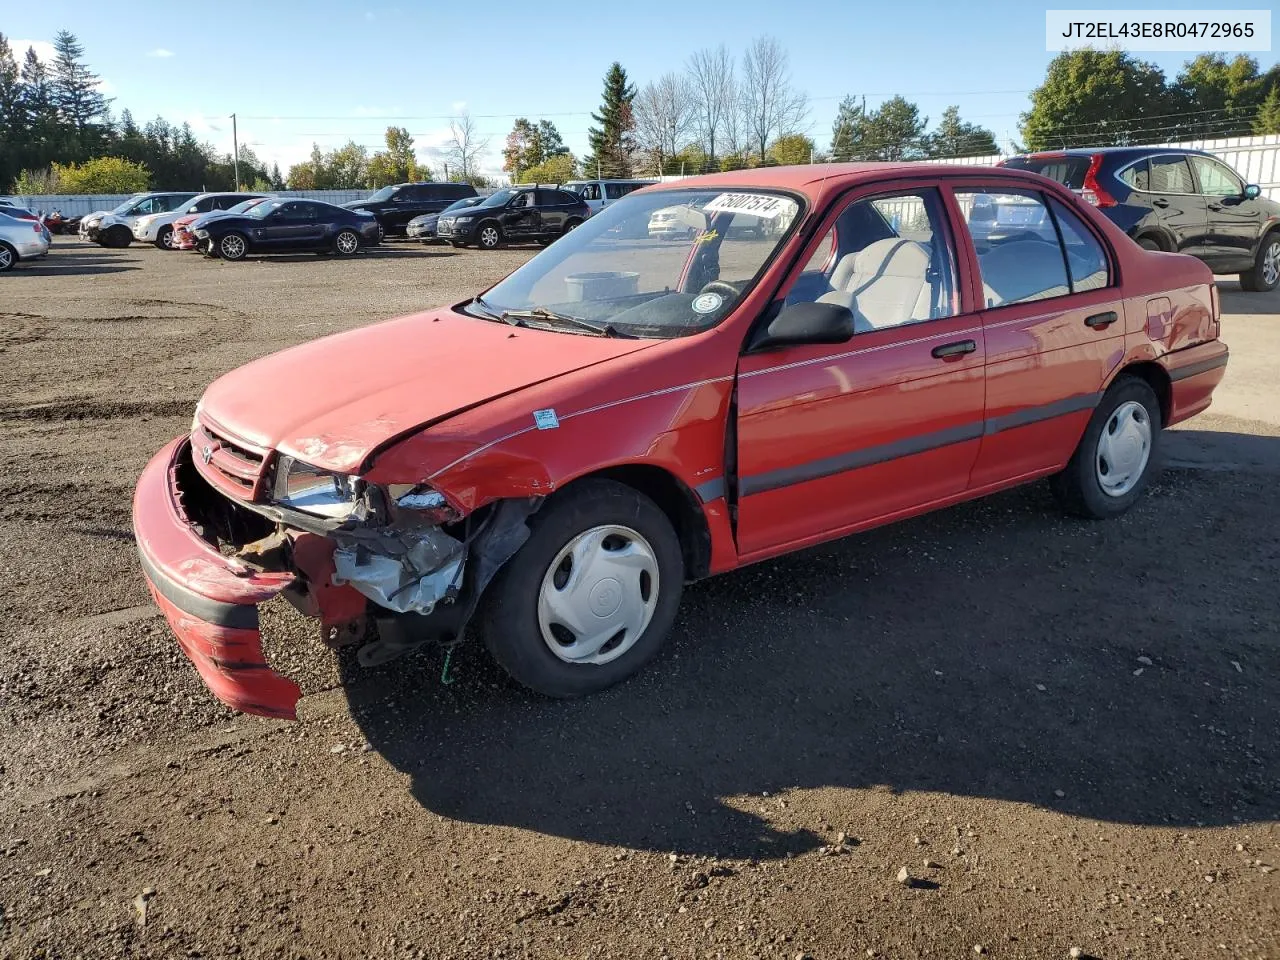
14,247,140,276
1217,278,1280,316
343,438,1279,859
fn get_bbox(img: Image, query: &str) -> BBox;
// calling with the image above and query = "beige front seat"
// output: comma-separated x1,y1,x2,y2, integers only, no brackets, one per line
977,240,1071,307
818,238,934,331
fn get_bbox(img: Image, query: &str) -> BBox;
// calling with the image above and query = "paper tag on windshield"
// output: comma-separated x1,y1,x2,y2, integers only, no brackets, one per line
701,193,788,219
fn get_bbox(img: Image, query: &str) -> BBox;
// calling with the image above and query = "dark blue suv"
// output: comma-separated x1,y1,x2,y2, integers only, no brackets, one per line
1001,148,1280,291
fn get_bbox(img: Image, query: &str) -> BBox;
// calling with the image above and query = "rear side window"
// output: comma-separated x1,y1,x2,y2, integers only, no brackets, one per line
956,189,1070,308
581,183,602,201
1118,161,1150,191
1048,198,1109,292
1150,156,1195,194
605,182,641,199
1002,156,1091,190
192,197,216,213
554,190,581,205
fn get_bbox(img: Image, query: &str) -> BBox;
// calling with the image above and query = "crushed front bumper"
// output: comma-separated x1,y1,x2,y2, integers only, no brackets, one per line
133,437,302,718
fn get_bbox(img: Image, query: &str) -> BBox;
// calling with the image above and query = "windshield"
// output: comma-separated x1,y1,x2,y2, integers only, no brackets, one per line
478,189,519,209
560,182,585,194
247,199,285,219
112,195,145,215
442,196,480,213
471,188,802,338
228,198,267,214
365,186,397,202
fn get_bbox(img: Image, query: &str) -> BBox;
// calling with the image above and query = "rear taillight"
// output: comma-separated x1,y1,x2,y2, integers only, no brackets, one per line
1081,153,1117,207
32,222,42,233
1210,284,1220,323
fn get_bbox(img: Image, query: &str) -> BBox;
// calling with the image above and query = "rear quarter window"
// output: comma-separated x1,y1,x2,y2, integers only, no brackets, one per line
1118,161,1150,191
1003,156,1091,190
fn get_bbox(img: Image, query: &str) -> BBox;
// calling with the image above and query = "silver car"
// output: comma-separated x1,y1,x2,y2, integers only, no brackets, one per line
81,192,198,247
0,211,51,271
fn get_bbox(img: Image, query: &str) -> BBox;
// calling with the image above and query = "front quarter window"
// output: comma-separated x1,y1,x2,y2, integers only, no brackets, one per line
470,188,802,338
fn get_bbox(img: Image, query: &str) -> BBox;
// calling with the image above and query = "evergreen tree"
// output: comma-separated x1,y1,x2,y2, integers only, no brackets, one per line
927,105,1000,158
1255,85,1280,135
19,47,56,157
584,63,636,178
269,162,285,190
863,96,928,160
50,30,109,157
537,119,569,158
830,95,866,161
0,34,24,190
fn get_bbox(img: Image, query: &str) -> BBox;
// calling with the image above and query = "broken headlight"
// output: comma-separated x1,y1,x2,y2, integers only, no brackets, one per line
273,456,359,518
387,484,463,524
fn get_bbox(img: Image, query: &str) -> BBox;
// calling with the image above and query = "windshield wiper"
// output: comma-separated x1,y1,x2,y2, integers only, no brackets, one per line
500,308,631,338
469,295,504,322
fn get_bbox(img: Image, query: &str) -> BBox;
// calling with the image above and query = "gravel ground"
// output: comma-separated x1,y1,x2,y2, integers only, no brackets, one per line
0,240,1277,960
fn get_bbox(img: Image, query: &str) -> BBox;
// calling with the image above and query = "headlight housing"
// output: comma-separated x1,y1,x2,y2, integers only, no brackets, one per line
273,455,358,518
387,484,462,524
455,216,475,224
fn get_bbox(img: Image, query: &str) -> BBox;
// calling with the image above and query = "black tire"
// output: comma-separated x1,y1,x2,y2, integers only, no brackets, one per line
154,225,175,250
333,229,361,257
563,217,583,235
101,225,132,248
1136,237,1162,252
1239,229,1280,292
0,241,16,272
476,222,502,250
218,232,249,261
1049,376,1162,519
479,479,685,698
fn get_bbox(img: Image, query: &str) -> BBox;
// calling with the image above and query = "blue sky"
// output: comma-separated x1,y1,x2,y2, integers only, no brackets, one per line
6,0,1277,179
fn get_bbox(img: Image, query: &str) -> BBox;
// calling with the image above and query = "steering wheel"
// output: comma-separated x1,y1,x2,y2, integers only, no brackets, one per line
697,281,740,301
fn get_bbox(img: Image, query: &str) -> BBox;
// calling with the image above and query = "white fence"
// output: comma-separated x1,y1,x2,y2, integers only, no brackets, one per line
10,189,369,218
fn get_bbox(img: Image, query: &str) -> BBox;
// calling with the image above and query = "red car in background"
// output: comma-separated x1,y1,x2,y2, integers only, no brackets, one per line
172,196,271,250
132,163,1228,719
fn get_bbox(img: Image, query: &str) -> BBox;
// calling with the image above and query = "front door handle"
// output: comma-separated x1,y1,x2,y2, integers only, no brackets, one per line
1085,310,1118,329
931,339,976,359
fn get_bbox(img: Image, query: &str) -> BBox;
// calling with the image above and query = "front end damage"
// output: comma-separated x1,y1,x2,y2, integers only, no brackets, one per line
133,433,537,719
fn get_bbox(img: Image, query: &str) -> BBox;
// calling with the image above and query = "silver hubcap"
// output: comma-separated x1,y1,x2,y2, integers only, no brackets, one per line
481,227,499,247
1096,400,1152,497
337,232,358,254
0,247,11,268
537,524,659,665
161,229,174,248
221,235,245,258
1262,240,1280,287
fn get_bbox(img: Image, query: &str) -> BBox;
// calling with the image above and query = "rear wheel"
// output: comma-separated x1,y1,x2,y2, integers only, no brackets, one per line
480,479,684,697
1239,230,1280,292
563,217,583,234
334,229,360,256
218,232,248,261
0,242,16,272
1050,376,1162,519
477,223,502,250
154,225,175,250
1136,237,1162,252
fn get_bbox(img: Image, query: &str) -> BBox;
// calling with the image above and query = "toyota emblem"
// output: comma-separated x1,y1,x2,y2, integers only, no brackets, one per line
200,445,213,465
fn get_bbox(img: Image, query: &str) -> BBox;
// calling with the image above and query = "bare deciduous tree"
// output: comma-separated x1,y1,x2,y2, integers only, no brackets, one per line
686,45,736,164
633,73,695,174
444,112,490,179
741,36,808,164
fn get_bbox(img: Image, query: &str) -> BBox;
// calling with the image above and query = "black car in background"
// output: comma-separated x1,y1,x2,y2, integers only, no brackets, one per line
1001,147,1280,291
435,186,590,249
194,198,380,261
406,195,484,243
341,182,479,239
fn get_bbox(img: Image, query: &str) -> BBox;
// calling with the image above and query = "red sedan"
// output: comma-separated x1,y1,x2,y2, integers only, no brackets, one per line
132,163,1228,718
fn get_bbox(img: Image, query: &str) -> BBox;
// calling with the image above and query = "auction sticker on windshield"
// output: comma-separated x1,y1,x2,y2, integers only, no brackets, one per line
702,193,791,219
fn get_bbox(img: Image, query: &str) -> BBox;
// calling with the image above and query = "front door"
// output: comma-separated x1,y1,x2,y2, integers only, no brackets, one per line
734,185,986,559
257,202,322,249
1189,153,1267,270
501,192,540,239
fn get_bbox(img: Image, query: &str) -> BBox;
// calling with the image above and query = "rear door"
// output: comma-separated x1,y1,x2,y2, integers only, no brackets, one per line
1144,155,1210,256
735,184,986,559
952,184,1124,486
1189,153,1265,270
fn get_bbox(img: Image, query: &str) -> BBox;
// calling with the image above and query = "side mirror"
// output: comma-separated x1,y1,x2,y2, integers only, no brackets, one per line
1243,184,1261,200
748,300,856,352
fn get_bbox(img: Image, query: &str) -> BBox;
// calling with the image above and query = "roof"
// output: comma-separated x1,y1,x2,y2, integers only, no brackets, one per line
1013,146,1214,158
647,162,1038,200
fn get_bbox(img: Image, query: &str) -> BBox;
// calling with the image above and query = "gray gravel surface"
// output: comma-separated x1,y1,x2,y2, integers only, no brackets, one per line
0,241,1276,959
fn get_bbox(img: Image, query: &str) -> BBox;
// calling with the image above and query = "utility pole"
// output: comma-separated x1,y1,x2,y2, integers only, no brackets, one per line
231,113,240,191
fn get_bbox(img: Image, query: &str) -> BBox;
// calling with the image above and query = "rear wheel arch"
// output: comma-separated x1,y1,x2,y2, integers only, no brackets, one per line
1133,229,1171,252
1107,361,1172,426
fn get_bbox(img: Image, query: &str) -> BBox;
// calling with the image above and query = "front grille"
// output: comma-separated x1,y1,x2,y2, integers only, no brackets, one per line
191,417,271,502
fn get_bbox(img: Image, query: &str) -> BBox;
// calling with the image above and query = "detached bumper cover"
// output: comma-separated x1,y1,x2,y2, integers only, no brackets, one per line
133,437,301,718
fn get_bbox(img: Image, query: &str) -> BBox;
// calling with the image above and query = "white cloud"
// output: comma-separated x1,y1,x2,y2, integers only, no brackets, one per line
147,48,175,58
450,101,468,115
11,39,57,63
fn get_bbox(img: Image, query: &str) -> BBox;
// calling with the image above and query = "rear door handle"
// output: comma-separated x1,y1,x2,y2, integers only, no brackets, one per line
1152,198,1170,208
1085,311,1118,329
931,339,976,359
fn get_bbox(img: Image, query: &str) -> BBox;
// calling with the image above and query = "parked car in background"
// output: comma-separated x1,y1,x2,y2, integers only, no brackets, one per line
342,182,479,239
81,192,198,247
173,197,272,250
1000,148,1280,291
0,211,51,271
0,198,40,222
134,192,271,249
133,163,1227,719
406,196,485,243
561,179,657,215
435,186,590,249
193,198,379,260
648,199,770,240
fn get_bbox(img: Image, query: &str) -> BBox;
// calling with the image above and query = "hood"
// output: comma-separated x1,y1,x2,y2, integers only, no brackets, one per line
341,200,376,211
198,308,657,473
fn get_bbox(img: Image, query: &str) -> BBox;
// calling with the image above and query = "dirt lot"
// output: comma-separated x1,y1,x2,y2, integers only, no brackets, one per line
1,240,1277,960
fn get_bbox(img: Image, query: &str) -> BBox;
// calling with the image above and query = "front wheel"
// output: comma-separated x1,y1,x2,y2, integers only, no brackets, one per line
0,242,15,272
154,225,175,250
1050,376,1162,519
218,232,248,261
563,218,583,235
1136,237,1161,252
480,479,684,697
1239,230,1280,292
334,229,360,256
477,223,502,250
101,226,132,248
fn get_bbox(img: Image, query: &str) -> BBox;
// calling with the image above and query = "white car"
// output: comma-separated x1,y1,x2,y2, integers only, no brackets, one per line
133,192,272,249
82,192,198,248
647,202,707,240
0,211,51,271
563,179,656,215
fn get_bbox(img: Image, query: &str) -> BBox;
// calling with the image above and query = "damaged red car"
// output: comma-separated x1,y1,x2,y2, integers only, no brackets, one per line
133,163,1228,719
